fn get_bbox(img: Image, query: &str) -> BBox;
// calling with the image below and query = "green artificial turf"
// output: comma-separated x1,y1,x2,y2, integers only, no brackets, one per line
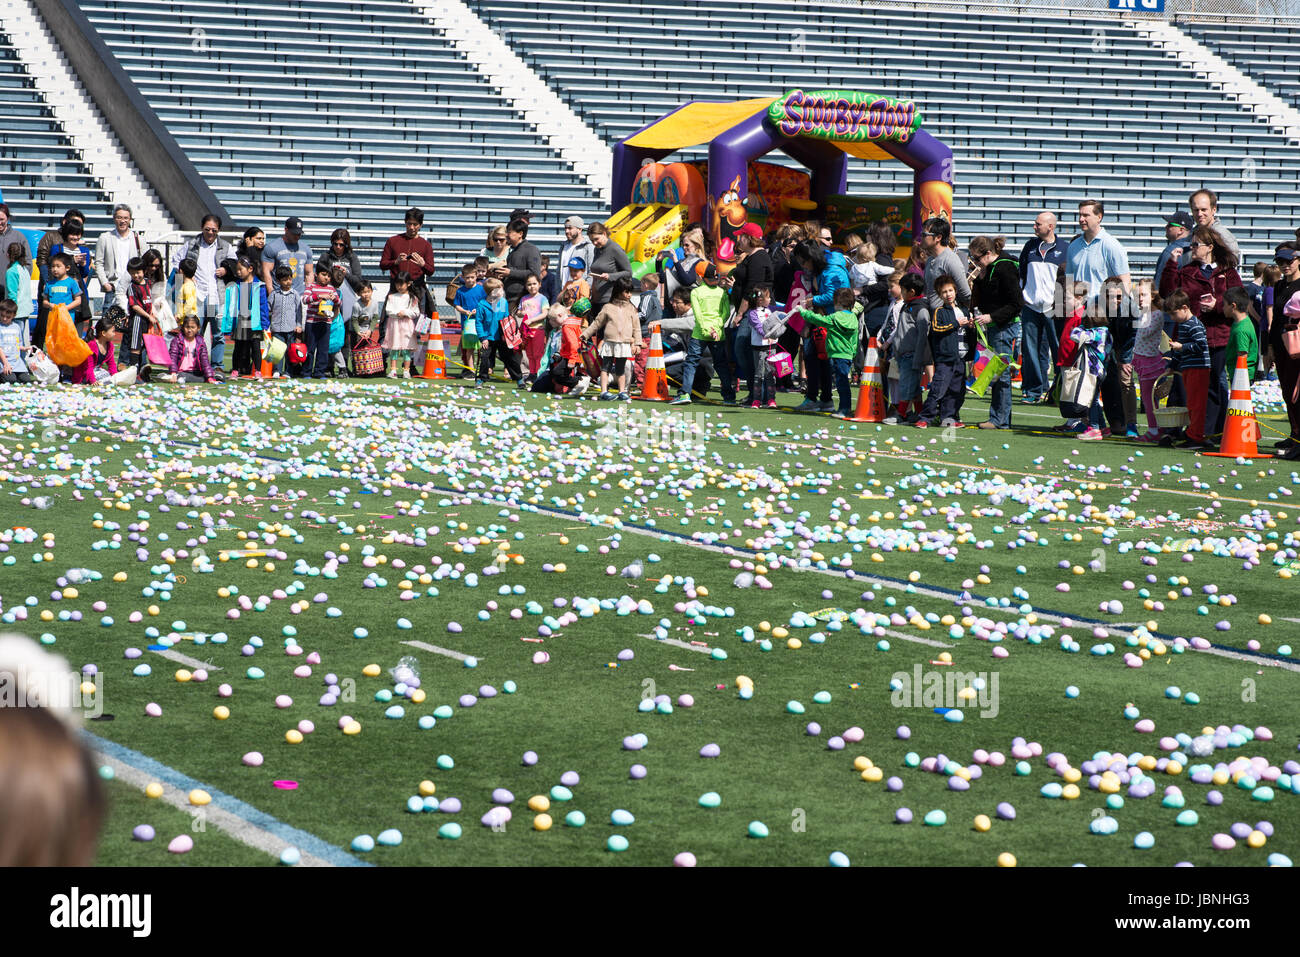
1,376,1297,867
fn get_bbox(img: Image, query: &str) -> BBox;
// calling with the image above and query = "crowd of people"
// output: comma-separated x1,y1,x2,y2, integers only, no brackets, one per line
2,192,1300,455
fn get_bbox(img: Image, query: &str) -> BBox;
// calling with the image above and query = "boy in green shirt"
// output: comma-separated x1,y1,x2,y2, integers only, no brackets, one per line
798,287,864,417
1222,287,1258,383
671,263,736,405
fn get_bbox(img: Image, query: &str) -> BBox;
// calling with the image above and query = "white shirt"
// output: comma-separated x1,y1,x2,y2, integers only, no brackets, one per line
112,232,134,294
195,241,219,303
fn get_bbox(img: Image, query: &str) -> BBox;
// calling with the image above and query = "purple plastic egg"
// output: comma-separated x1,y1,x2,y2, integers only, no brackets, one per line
629,764,647,780
895,808,913,824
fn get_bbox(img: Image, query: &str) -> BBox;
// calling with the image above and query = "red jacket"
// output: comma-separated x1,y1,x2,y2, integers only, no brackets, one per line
379,234,436,284
1057,309,1084,367
1160,260,1242,349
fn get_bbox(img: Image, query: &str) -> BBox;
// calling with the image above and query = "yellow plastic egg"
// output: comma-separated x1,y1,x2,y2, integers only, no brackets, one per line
772,627,789,639
853,756,873,771
528,795,550,812
1247,830,1266,848
145,782,164,799
860,766,883,782
1166,761,1183,776
735,675,753,689
418,780,437,796
285,729,303,744
974,814,991,832
758,621,771,632
343,720,361,735
533,813,553,831
362,663,381,677
787,638,802,649
1063,767,1082,784
997,852,1017,867
213,705,230,720
175,669,192,682
1062,783,1080,800
938,651,953,663
411,688,426,704
1212,770,1230,786
189,789,211,806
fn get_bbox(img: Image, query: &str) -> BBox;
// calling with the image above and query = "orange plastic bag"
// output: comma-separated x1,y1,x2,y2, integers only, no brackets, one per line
44,304,91,368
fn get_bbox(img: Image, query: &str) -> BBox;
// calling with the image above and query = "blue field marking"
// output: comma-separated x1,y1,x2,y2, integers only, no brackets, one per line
84,731,373,867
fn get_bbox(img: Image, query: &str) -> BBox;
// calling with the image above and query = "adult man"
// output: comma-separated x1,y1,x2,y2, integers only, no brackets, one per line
1189,189,1240,262
493,218,541,310
171,214,234,366
1065,200,1130,299
1017,211,1067,404
36,209,84,271
0,204,31,277
261,217,314,294
379,208,437,312
921,218,971,310
94,204,149,310
1153,211,1194,289
558,216,594,285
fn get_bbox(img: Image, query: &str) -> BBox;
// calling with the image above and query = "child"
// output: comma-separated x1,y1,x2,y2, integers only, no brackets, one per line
796,287,863,418
474,255,490,284
584,276,644,401
174,258,199,330
539,254,559,304
1052,281,1091,432
116,257,152,371
849,240,894,292
639,274,663,328
0,298,34,383
1223,286,1259,385
381,271,421,379
1130,279,1168,443
267,264,302,378
1162,290,1211,450
49,223,93,334
36,254,81,350
453,262,484,378
885,273,931,424
670,264,735,405
517,273,549,385
5,244,32,330
916,274,972,428
475,277,520,386
350,281,381,377
222,256,269,378
70,316,119,384
745,285,779,408
1070,306,1110,441
326,264,351,378
163,315,218,383
300,267,342,380
532,305,590,396
561,258,591,307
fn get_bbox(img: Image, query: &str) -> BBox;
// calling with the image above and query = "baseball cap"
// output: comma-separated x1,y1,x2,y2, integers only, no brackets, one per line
1275,246,1298,263
565,215,586,229
735,222,763,240
566,257,587,270
285,216,304,234
702,263,720,282
1165,212,1194,230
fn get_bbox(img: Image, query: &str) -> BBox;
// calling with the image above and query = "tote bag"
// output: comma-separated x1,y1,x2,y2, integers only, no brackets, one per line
1058,349,1097,414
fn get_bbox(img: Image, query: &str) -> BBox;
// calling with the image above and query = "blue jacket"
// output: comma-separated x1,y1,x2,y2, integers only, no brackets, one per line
810,250,850,312
476,295,508,341
220,280,269,334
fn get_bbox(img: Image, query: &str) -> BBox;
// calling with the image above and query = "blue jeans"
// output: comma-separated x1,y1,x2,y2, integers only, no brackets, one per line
305,322,331,378
680,335,735,400
1019,307,1054,400
726,325,752,396
201,312,225,369
895,353,921,409
1088,394,1105,429
270,330,295,375
987,322,1018,427
832,357,853,416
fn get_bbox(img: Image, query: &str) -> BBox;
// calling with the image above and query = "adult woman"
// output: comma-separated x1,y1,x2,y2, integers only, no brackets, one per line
769,222,805,305
1268,244,1300,456
140,249,171,333
968,236,1025,430
1161,226,1242,439
235,227,266,270
663,228,706,300
725,224,772,402
792,238,849,413
481,226,509,268
587,222,633,310
318,228,364,293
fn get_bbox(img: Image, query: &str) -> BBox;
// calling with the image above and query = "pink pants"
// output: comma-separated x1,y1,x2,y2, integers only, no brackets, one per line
522,326,547,377
1133,353,1167,434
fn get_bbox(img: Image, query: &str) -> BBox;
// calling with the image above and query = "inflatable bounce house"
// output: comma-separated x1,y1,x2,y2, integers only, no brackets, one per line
610,90,954,272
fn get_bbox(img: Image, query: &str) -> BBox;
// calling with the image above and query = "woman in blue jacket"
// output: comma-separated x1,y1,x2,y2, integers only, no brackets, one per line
792,239,849,413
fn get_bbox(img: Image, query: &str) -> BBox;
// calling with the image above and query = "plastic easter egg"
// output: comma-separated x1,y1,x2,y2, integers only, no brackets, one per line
974,814,991,832
674,851,697,867
698,791,722,808
607,835,629,852
565,811,586,828
747,821,769,838
923,810,946,827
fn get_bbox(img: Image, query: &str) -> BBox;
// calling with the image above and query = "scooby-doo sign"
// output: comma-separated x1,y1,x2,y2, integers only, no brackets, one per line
768,90,921,144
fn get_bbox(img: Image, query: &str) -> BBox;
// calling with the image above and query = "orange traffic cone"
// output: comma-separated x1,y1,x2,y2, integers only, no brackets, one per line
418,318,447,379
849,336,886,422
636,321,669,402
1204,353,1270,458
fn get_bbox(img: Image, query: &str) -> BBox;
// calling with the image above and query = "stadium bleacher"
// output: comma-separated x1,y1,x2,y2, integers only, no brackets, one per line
1180,20,1300,114
466,0,1300,269
0,26,111,239
79,0,605,272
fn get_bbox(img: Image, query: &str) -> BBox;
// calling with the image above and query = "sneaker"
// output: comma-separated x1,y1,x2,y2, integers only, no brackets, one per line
1281,444,1300,461
669,394,692,405
750,401,762,409
1019,395,1043,405
1135,431,1161,443
1100,427,1111,438
817,401,836,413
597,391,615,401
723,399,739,407
793,399,819,412
765,400,777,409
837,409,852,419
470,379,484,388
402,369,411,379
1124,427,1139,438
250,371,263,379
940,419,964,429
1159,434,1176,448
386,371,398,379
1052,419,1086,433
617,391,630,402
1079,427,1104,440
229,371,240,380
914,419,930,428
882,415,900,425
740,395,754,406
977,421,1007,430
1275,435,1298,451
572,376,591,397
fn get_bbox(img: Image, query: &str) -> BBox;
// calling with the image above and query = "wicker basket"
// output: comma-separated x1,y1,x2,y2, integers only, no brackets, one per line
1152,373,1189,429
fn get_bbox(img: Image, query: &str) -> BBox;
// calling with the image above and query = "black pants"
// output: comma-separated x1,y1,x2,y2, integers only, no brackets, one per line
232,337,262,376
921,358,966,423
478,337,522,382
1100,352,1126,432
803,338,832,403
0,371,34,383
1275,347,1300,439
1205,344,1228,435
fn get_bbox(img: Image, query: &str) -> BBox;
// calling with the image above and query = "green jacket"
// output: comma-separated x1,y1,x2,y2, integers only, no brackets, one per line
690,283,730,341
1226,317,1258,383
799,304,862,360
